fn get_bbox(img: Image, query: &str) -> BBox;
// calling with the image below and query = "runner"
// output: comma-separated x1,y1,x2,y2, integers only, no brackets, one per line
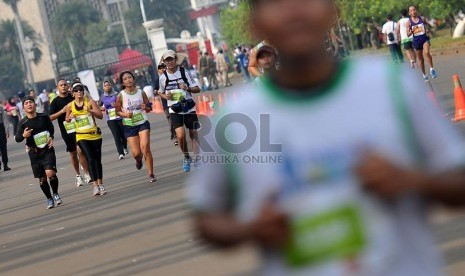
190,1,465,275
156,64,177,146
15,96,62,210
100,80,128,160
398,9,417,68
159,50,201,172
29,89,44,113
115,71,157,183
407,5,437,80
66,82,107,196
49,79,91,187
382,15,404,63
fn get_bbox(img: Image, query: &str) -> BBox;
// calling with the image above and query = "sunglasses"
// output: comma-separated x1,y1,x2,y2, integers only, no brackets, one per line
73,88,84,93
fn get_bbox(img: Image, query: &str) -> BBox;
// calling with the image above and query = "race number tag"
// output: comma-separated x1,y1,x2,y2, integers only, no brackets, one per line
123,110,147,126
284,204,367,267
107,108,119,120
75,115,94,132
63,119,76,134
33,131,50,149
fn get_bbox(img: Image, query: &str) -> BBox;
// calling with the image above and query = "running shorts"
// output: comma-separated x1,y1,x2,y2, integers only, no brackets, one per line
62,133,77,152
28,147,57,178
403,41,413,50
123,120,151,138
413,35,430,51
171,112,200,130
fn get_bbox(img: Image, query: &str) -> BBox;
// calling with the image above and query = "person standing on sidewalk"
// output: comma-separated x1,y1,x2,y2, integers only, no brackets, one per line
216,49,232,87
66,82,107,196
159,50,201,172
382,15,404,63
115,71,157,183
190,0,465,275
16,96,62,210
207,53,219,90
398,9,417,68
0,103,10,171
198,52,209,90
6,97,20,137
407,5,437,80
50,79,91,187
100,80,128,160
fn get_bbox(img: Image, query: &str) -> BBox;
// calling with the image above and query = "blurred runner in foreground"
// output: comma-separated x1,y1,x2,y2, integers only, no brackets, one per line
189,0,465,275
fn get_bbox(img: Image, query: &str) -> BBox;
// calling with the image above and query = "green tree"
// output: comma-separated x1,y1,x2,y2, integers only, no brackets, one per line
220,1,253,48
84,22,125,52
50,0,100,55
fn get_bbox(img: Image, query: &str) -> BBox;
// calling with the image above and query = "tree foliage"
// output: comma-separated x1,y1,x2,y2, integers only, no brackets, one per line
220,1,253,48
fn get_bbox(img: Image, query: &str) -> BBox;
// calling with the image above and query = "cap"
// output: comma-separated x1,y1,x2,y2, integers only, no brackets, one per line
22,96,35,106
17,91,26,98
162,50,176,60
256,46,277,58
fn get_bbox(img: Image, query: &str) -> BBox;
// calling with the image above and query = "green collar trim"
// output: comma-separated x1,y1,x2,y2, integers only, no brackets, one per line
261,60,351,104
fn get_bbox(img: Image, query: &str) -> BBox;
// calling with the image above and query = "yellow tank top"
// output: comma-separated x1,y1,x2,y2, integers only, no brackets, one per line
70,97,101,142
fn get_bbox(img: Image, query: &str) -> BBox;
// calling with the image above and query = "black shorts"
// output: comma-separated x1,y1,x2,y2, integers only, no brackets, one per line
124,120,151,138
62,133,77,152
403,41,413,50
171,112,200,130
28,147,57,178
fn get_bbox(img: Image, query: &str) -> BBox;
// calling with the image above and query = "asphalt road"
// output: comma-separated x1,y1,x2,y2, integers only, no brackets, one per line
1,52,465,275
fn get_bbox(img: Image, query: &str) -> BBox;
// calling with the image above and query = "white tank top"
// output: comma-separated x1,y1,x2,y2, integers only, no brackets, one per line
120,89,147,126
398,18,413,43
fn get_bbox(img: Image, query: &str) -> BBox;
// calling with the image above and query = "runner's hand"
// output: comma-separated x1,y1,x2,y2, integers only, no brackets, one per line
23,127,33,138
47,137,53,149
355,151,423,199
179,83,188,91
249,200,289,249
141,103,146,110
165,93,172,100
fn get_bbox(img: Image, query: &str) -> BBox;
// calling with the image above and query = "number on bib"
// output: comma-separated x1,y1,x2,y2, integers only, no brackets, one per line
33,131,50,149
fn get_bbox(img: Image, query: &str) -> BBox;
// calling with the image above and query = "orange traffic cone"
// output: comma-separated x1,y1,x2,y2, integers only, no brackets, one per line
152,97,164,114
196,95,205,115
452,74,465,122
218,93,224,109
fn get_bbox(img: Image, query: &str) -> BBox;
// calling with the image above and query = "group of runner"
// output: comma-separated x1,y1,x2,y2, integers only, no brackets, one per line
383,5,437,80
16,49,202,209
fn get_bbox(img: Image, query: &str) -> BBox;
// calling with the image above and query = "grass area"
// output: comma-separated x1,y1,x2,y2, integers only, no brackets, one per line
430,29,465,49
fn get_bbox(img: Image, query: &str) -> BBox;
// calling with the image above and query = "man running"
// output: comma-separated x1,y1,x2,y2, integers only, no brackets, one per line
50,79,91,187
156,64,177,146
16,96,62,210
159,50,201,172
407,5,437,79
398,9,417,68
190,0,465,275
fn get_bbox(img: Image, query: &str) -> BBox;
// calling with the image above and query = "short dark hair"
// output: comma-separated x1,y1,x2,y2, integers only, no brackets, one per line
401,9,408,17
387,14,393,20
119,71,135,90
158,64,166,70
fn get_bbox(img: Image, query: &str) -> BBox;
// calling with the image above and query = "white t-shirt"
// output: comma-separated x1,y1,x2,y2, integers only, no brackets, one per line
382,21,398,45
398,17,413,43
159,67,199,114
143,85,154,101
39,92,49,103
188,57,465,276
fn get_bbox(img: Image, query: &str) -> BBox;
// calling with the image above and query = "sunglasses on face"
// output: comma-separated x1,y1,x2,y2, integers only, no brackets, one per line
73,88,84,93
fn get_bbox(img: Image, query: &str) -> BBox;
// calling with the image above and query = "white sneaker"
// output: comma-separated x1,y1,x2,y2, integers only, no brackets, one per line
98,185,107,195
119,154,124,160
83,173,92,184
93,186,100,196
76,175,84,187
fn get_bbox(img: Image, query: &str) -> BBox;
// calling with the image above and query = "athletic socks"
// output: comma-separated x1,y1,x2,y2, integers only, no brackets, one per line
39,179,53,199
49,176,59,195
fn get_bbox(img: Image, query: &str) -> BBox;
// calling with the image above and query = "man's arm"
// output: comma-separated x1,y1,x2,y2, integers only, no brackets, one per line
406,20,413,37
248,48,261,78
15,120,25,143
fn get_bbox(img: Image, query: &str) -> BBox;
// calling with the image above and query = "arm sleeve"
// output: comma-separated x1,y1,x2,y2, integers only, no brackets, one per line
49,101,58,115
15,119,25,143
47,117,55,139
158,75,167,93
401,67,465,173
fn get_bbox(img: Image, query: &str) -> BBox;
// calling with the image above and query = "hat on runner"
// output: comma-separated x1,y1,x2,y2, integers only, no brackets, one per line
256,46,277,59
22,96,35,106
162,50,177,60
17,90,26,99
72,82,84,90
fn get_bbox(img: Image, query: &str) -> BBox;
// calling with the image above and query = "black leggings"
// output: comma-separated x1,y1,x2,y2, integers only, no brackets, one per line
77,139,103,182
107,119,127,155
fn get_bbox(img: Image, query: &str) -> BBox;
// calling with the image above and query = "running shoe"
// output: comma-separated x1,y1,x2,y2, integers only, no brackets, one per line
83,173,92,184
93,186,100,196
136,156,143,170
119,154,125,160
4,165,11,171
53,194,63,205
98,185,107,195
46,198,54,209
174,141,179,146
183,158,191,172
149,174,158,183
76,175,84,187
423,74,429,81
430,68,438,79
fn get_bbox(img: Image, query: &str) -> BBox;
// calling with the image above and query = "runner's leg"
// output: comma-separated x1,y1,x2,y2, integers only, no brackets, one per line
139,129,154,176
423,42,434,68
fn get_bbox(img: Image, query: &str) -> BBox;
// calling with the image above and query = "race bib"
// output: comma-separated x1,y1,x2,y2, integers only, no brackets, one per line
33,131,50,149
412,24,425,36
107,108,119,120
285,204,366,267
123,110,147,126
63,119,76,134
75,115,94,132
